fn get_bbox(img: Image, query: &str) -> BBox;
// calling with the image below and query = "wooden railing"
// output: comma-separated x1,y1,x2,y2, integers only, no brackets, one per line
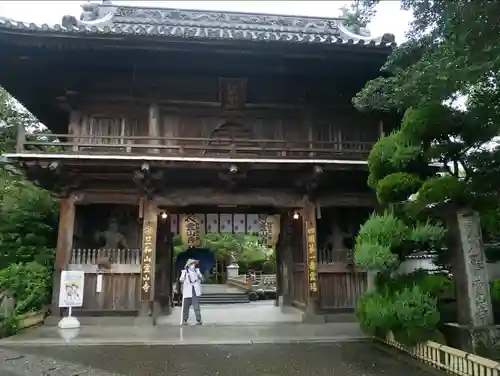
318,248,354,264
383,332,500,375
18,133,374,160
67,248,141,273
227,273,277,292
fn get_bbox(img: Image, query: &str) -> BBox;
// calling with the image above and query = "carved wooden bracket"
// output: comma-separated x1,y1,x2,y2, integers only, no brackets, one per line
219,78,247,111
30,161,82,197
295,165,324,199
133,167,164,198
217,167,248,191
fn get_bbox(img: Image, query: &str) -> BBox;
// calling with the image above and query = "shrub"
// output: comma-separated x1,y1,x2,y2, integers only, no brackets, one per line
376,172,423,204
356,285,441,346
384,270,453,298
410,221,446,251
355,243,399,272
491,278,500,303
356,211,409,249
0,262,51,315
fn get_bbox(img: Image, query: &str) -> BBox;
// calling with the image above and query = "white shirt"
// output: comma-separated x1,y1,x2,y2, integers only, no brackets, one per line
179,268,202,298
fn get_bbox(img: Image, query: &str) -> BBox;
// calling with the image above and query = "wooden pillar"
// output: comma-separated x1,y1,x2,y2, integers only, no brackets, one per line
302,197,319,321
50,196,76,316
139,198,158,321
148,103,160,153
68,111,81,152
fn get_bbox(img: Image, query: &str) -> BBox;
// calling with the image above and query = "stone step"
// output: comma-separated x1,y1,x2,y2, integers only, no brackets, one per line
198,293,250,305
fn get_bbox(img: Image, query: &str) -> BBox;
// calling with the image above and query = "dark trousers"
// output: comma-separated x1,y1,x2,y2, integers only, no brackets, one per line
182,286,201,322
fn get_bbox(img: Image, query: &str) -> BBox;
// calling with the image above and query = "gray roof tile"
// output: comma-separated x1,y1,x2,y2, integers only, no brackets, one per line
0,2,397,48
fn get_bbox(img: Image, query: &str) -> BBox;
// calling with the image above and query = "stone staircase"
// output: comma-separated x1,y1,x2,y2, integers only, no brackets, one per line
199,284,250,305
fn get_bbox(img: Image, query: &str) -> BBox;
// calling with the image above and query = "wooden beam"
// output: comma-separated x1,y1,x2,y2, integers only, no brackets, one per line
75,191,140,205
317,193,377,207
72,189,376,207
155,188,303,207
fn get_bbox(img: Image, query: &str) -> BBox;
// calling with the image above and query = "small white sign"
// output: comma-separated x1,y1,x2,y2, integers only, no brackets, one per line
96,274,103,293
58,270,85,308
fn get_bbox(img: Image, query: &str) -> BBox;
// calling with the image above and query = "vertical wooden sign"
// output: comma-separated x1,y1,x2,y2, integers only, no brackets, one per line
303,200,318,294
307,226,318,293
140,202,158,301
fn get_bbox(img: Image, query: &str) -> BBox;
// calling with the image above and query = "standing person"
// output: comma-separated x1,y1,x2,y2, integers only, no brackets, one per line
179,258,203,325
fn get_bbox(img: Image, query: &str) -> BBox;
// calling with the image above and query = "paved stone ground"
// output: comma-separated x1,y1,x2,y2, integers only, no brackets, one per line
157,301,304,326
0,323,366,345
0,342,441,376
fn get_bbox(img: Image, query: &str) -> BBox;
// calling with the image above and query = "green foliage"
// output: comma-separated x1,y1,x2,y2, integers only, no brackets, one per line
355,243,399,272
409,220,446,251
0,262,51,315
0,87,59,323
415,175,468,209
340,0,378,33
381,270,453,298
350,0,500,345
491,278,500,303
356,211,409,248
367,131,422,188
355,212,409,271
0,170,58,270
0,313,18,338
172,234,185,257
200,232,269,264
356,285,441,346
352,1,500,207
376,172,422,204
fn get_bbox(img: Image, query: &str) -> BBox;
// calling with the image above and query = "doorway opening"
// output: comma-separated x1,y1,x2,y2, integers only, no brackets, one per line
154,207,303,326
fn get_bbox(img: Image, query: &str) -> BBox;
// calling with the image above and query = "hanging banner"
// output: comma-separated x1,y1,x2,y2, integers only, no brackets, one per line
259,214,281,246
180,214,202,247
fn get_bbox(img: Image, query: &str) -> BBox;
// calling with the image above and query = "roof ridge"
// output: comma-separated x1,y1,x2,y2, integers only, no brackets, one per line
0,1,397,48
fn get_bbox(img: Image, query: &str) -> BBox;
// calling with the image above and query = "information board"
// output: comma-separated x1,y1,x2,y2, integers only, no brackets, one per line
58,270,85,308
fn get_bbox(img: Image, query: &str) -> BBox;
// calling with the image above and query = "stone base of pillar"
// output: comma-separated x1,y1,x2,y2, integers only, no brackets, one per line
443,323,500,355
226,264,239,278
302,305,325,324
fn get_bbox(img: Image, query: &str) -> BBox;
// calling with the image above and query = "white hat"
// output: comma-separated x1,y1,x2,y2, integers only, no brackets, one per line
185,258,199,268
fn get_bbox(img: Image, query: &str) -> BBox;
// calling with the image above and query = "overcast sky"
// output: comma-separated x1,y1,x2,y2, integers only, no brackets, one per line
0,1,412,43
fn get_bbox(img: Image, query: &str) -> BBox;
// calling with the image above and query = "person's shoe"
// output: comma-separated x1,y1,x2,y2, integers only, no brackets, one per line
182,321,188,325
196,321,203,325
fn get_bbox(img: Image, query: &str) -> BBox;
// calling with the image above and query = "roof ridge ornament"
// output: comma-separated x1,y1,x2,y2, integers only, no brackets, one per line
62,0,116,29
338,21,395,44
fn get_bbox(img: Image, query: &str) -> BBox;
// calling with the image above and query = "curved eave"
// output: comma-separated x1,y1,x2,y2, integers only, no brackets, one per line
0,17,397,52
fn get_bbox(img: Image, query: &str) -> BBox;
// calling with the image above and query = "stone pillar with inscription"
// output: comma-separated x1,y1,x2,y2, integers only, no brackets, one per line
137,199,158,323
446,209,494,353
302,198,320,323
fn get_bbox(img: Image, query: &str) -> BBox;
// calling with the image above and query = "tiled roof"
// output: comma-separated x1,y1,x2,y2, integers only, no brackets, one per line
0,2,396,48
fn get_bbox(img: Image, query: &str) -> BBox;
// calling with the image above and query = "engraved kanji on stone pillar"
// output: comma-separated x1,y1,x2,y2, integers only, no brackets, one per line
457,210,493,327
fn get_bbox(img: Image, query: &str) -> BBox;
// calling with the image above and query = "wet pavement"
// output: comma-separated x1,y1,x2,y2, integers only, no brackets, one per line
0,342,440,376
0,323,366,346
